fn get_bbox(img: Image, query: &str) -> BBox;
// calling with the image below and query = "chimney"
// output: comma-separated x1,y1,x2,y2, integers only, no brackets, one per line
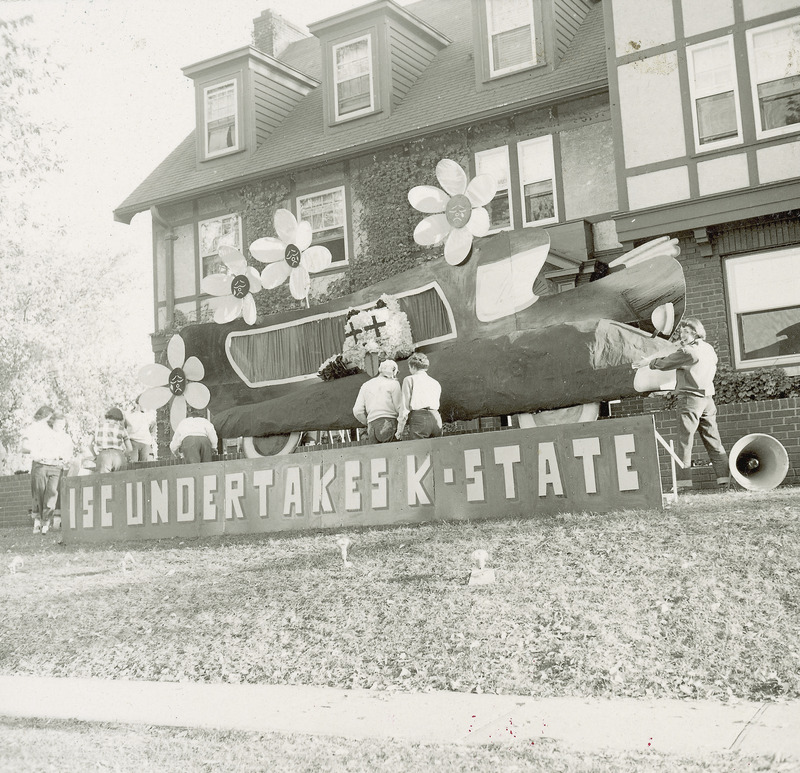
253,9,308,59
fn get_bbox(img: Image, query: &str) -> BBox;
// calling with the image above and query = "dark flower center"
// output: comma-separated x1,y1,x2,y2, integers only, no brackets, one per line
231,274,250,299
285,244,302,268
445,194,472,229
169,368,187,396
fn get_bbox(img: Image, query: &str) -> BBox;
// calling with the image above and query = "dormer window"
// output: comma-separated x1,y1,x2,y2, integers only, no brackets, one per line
333,36,375,120
486,0,538,77
204,80,239,158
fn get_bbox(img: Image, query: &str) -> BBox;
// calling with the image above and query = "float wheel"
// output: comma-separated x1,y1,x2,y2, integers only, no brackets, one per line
241,433,302,457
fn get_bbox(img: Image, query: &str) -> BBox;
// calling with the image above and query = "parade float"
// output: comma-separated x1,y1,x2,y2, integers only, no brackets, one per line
139,160,685,456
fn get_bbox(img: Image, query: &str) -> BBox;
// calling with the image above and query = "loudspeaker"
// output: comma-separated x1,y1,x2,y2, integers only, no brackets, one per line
728,433,789,491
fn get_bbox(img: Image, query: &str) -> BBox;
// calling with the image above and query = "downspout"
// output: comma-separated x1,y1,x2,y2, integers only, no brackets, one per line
150,205,177,328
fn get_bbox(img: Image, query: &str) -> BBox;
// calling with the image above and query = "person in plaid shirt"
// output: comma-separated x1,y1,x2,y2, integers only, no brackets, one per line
92,407,132,473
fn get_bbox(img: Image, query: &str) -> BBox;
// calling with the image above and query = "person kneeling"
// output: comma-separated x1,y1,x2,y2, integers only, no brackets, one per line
352,359,403,444
170,408,218,463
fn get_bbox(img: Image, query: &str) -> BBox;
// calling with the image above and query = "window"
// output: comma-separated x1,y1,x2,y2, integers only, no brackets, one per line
687,36,742,151
297,187,348,264
486,0,537,77
199,213,242,278
747,17,800,139
726,247,800,368
518,135,557,227
204,81,238,157
475,146,513,232
333,36,374,120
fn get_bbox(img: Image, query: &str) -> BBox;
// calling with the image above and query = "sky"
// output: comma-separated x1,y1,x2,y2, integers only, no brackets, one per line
6,0,388,347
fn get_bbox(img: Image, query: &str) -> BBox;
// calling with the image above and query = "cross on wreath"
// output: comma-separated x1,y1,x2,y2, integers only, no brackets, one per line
363,314,387,339
345,321,363,343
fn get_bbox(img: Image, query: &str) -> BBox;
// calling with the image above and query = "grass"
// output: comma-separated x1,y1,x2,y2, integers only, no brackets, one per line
1,718,797,773
2,488,799,701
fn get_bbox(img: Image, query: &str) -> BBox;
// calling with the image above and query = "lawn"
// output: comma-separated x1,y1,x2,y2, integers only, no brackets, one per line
2,488,798,701
1,718,797,773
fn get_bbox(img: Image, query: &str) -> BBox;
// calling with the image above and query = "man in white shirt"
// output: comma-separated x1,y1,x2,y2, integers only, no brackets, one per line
397,352,442,440
126,403,156,462
353,359,403,443
170,409,219,463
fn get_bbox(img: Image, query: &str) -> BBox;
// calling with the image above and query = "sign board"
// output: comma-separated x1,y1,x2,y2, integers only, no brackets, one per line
62,416,662,543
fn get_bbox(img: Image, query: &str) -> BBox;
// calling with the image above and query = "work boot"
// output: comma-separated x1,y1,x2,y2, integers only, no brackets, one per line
42,520,50,534
33,518,42,534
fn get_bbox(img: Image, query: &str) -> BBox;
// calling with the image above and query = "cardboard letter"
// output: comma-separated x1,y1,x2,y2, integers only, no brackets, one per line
572,437,602,494
494,445,521,499
614,434,639,491
538,442,564,496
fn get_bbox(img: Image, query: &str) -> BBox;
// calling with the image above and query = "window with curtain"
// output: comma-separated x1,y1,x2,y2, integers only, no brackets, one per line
687,36,742,150
747,17,800,139
297,187,348,264
518,135,557,227
725,247,800,367
334,36,373,119
475,146,513,232
486,0,537,76
204,81,238,157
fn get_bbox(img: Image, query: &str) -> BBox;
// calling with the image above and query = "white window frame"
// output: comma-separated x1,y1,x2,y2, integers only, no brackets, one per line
746,16,800,141
475,145,514,234
332,35,375,122
725,246,800,369
686,36,743,153
203,80,239,159
518,135,558,228
296,186,349,265
486,0,537,78
198,213,242,281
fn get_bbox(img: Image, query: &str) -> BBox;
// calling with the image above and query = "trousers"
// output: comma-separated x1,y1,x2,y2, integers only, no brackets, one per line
406,409,443,440
31,462,62,524
181,436,214,463
676,394,729,485
96,449,127,473
367,417,398,444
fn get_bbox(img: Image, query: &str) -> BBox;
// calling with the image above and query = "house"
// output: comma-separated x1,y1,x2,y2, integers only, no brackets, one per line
114,0,621,347
602,0,800,374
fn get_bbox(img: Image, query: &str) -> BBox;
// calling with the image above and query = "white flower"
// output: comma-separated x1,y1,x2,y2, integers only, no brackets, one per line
250,208,332,301
200,246,262,325
408,159,497,265
137,334,210,429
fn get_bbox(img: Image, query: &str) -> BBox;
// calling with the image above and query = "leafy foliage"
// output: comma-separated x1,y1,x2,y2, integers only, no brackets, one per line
714,366,800,404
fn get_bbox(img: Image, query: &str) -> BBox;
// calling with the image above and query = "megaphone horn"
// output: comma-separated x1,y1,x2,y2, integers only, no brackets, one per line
728,434,789,491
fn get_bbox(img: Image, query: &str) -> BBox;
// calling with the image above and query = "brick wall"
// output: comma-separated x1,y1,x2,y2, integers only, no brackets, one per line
610,397,800,490
0,474,32,529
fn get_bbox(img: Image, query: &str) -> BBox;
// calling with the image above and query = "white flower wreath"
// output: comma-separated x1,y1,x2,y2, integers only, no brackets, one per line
341,293,414,371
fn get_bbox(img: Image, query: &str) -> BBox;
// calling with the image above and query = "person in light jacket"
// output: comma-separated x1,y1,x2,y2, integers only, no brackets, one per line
353,359,403,444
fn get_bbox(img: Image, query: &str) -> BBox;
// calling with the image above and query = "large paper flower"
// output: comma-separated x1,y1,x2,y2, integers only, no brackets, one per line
408,159,497,265
200,246,262,325
249,208,332,301
138,334,210,430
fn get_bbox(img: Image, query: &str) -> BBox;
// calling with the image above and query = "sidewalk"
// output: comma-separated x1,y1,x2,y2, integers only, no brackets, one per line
1,676,798,757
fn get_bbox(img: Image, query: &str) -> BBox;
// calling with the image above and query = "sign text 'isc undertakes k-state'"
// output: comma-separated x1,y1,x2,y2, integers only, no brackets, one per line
63,416,663,542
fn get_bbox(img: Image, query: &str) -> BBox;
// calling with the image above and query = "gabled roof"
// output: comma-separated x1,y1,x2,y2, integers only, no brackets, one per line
114,0,607,223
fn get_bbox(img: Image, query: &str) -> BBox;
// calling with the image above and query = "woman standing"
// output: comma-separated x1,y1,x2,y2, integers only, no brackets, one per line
20,405,58,533
92,407,132,473
49,412,74,531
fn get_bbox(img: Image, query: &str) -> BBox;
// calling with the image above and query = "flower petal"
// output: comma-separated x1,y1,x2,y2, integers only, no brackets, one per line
444,227,474,265
408,185,449,214
301,245,332,273
218,245,247,274
465,174,498,208
246,266,262,292
201,273,233,297
294,220,313,252
435,159,468,196
274,208,298,246
184,381,211,410
138,386,172,411
466,206,491,237
242,293,258,325
170,395,187,430
138,363,170,388
289,265,310,300
182,356,205,382
413,213,451,246
260,260,292,289
167,334,185,370
213,295,243,324
249,237,286,264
